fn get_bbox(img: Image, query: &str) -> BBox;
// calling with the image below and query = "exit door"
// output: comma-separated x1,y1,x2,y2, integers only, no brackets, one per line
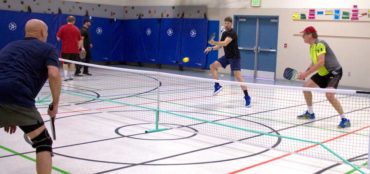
235,16,279,80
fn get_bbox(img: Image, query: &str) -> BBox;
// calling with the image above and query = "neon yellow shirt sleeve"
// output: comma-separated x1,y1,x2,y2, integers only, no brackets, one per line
316,43,326,56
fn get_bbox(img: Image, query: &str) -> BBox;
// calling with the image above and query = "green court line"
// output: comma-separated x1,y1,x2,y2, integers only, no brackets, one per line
36,94,51,103
62,89,365,174
134,89,368,137
35,94,52,105
0,145,70,174
137,95,369,137
345,162,368,174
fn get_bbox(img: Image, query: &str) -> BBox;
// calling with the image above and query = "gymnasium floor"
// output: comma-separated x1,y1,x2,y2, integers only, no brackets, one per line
1,66,369,174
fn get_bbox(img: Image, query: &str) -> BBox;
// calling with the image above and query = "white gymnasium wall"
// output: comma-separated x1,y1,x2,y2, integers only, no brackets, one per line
208,7,370,89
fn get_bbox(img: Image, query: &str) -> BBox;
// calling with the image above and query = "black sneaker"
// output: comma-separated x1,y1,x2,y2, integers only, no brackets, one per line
83,73,92,76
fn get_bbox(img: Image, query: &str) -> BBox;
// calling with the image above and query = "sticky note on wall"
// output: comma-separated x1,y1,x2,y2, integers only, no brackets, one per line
342,11,350,19
309,9,316,19
325,10,333,15
300,13,307,20
292,12,300,20
334,9,341,20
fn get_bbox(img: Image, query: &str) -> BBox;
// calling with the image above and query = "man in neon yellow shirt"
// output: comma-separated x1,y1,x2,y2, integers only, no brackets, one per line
297,26,349,128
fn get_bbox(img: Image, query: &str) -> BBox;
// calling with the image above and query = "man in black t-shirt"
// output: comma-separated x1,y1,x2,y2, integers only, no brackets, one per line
76,19,93,76
205,17,251,107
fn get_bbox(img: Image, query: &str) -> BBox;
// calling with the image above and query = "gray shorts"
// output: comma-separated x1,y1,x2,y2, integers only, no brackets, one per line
0,104,44,127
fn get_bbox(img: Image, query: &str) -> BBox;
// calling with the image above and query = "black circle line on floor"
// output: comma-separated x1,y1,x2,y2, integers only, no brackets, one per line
91,105,370,173
44,110,281,165
115,123,199,141
12,110,280,166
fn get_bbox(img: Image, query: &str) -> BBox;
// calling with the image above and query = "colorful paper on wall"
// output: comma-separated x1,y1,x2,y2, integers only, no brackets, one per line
325,10,333,15
334,9,341,20
300,13,307,20
292,12,300,20
293,7,370,21
351,5,359,20
308,9,316,19
360,12,367,17
342,11,350,20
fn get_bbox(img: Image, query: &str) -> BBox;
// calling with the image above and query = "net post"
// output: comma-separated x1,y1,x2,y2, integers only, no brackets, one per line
368,128,370,169
155,81,161,130
145,79,168,133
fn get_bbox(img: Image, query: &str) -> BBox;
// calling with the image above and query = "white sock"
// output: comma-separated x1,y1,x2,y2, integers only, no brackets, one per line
307,106,314,114
68,71,73,79
64,70,68,78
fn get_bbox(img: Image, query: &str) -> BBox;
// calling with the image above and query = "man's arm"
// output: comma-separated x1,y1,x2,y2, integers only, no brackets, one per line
204,45,222,54
299,55,325,80
306,54,325,74
209,37,233,47
79,36,84,50
47,66,61,118
80,29,86,50
56,28,61,41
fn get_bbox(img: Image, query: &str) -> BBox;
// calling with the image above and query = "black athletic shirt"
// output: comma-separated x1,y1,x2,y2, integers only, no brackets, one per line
81,26,91,50
220,29,240,59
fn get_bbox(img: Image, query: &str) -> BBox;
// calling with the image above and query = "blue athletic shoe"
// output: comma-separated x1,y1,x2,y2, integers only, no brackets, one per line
213,84,223,95
338,118,351,128
245,95,251,107
297,111,315,119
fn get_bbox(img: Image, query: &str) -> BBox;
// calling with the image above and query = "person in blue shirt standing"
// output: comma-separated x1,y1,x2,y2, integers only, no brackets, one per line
0,19,61,174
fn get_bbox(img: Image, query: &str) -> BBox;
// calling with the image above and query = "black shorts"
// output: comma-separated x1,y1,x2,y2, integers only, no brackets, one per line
217,56,241,71
61,53,80,64
0,104,43,127
311,68,343,88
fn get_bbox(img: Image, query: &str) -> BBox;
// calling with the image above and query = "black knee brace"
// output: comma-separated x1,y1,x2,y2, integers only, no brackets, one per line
31,129,53,153
19,123,53,153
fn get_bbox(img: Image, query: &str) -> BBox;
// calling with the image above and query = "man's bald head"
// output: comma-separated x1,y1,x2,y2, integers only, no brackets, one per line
67,16,76,24
25,19,48,42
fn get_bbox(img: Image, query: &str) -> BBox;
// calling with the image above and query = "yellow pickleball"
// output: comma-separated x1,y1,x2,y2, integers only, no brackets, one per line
182,57,189,63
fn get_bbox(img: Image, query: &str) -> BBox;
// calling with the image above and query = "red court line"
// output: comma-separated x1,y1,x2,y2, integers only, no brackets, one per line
228,125,370,174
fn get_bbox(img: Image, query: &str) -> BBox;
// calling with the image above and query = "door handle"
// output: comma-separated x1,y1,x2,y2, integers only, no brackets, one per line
258,47,277,53
238,46,257,52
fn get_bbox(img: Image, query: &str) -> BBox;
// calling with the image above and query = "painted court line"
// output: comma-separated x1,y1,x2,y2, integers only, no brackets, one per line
55,89,368,174
228,125,370,174
0,145,70,174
